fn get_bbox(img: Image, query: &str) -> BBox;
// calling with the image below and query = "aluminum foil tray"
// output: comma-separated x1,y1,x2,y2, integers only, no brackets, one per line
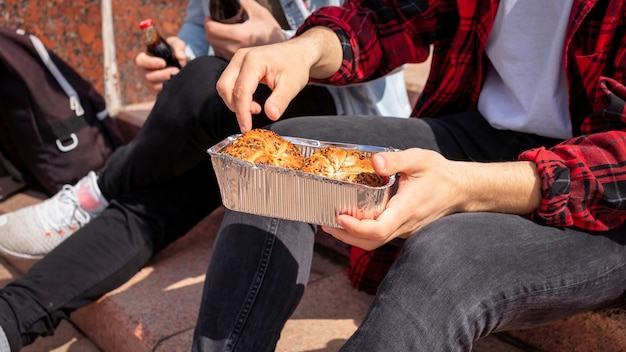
207,134,398,228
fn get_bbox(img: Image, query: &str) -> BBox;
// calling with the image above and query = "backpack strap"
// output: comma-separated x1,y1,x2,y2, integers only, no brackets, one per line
27,31,97,153
27,32,85,117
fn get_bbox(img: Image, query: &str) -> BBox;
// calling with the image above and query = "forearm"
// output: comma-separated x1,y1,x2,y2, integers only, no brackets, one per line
456,161,542,216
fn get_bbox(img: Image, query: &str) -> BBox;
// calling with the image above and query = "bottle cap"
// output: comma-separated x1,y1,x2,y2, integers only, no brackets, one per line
139,18,155,29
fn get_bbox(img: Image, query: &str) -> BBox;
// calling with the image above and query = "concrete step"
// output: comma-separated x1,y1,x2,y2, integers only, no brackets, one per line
507,311,626,351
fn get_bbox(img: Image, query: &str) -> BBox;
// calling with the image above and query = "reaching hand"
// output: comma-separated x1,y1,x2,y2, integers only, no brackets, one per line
217,41,316,132
134,36,187,94
217,27,344,132
205,0,286,60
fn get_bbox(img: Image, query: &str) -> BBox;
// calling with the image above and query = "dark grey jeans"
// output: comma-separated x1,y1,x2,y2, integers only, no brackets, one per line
193,114,626,351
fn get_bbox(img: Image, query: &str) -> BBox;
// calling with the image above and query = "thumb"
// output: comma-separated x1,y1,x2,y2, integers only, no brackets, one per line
372,149,426,177
263,82,302,121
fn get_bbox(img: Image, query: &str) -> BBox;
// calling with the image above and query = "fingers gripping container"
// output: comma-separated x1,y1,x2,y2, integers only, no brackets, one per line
208,135,398,228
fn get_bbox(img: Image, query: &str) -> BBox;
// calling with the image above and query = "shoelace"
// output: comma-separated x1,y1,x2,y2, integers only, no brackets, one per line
34,184,91,236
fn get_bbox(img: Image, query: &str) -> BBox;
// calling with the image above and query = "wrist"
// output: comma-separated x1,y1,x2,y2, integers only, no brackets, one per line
296,27,342,79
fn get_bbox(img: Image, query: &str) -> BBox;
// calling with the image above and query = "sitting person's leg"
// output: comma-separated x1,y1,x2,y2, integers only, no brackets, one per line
193,211,316,352
0,57,339,349
190,113,578,351
340,213,626,351
194,208,626,352
0,160,219,351
97,56,238,198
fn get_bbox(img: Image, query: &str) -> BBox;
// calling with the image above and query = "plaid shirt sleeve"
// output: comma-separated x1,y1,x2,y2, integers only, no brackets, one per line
519,84,626,231
297,0,437,84
299,0,494,117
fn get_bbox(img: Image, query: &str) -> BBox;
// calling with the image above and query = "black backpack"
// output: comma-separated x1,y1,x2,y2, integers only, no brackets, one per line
0,27,124,196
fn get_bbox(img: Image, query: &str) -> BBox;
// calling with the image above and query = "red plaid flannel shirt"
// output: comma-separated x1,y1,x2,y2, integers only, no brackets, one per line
299,0,626,292
302,0,626,231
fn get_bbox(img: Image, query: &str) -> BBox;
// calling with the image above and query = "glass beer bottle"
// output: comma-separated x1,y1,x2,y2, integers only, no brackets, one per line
209,0,248,24
138,18,181,68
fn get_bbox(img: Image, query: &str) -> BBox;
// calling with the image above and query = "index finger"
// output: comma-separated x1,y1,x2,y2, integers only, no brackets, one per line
216,50,261,132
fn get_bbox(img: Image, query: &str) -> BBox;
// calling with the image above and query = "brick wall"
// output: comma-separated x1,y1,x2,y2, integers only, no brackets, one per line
0,0,187,107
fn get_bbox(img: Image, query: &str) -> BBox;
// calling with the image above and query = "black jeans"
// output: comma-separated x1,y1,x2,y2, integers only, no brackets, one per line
191,114,626,351
0,55,336,350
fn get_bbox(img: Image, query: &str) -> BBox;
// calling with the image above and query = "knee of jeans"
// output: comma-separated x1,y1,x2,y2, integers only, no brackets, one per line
388,214,498,300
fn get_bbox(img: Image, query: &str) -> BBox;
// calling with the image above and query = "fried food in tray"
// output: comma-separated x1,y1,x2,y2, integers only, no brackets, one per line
223,129,384,186
301,147,386,187
222,128,303,169
211,129,397,227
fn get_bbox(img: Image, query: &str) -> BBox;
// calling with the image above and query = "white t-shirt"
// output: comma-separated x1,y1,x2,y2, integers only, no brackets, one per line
477,0,574,139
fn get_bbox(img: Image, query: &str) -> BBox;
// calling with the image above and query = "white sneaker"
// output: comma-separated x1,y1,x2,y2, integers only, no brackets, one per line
0,171,108,259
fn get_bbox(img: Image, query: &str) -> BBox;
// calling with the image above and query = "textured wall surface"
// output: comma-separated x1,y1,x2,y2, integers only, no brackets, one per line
0,0,186,105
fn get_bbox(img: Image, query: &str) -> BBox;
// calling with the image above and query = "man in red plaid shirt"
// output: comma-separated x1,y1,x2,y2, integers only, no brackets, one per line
190,0,626,351
339,0,626,295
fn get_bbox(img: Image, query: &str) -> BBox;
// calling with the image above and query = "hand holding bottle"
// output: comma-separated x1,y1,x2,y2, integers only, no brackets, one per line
136,19,188,94
205,0,286,60
134,36,187,94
